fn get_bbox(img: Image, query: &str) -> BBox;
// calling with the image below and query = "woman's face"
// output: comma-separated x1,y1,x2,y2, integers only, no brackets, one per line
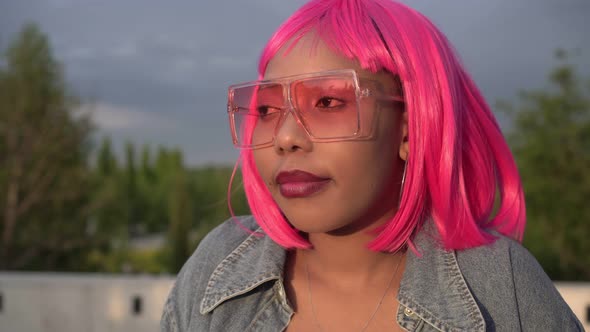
253,33,407,235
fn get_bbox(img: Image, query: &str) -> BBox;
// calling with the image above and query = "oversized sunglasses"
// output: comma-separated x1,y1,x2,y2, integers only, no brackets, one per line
227,69,404,149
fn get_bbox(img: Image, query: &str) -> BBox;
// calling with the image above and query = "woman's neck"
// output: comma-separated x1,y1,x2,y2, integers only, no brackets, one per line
300,208,405,287
305,234,401,281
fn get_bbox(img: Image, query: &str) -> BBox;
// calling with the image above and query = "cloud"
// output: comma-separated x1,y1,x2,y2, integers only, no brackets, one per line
208,55,251,69
109,44,139,59
63,47,95,61
79,103,178,131
77,102,238,165
1,0,588,165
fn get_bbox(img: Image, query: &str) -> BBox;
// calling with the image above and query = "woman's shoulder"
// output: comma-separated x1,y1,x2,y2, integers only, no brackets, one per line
455,234,583,330
455,233,551,284
161,215,263,331
456,233,530,268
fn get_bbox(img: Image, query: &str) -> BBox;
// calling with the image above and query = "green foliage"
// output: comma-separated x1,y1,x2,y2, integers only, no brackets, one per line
85,247,169,274
499,50,590,280
0,23,95,269
168,170,193,272
0,24,250,273
85,140,250,274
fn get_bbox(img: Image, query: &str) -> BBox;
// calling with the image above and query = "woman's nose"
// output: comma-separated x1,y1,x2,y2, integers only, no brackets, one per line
273,110,312,153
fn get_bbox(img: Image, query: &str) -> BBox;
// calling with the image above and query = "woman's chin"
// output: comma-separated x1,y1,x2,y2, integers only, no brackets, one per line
283,213,359,236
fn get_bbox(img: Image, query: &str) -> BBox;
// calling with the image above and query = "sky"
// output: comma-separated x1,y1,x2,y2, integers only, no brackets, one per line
0,0,588,166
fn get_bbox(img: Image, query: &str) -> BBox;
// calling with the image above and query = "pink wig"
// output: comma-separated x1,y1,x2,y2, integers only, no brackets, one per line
238,0,526,251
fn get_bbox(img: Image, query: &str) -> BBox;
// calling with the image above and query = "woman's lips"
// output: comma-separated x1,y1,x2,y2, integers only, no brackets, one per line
275,170,331,198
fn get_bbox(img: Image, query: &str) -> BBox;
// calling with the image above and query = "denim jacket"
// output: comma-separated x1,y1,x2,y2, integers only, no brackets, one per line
161,216,583,331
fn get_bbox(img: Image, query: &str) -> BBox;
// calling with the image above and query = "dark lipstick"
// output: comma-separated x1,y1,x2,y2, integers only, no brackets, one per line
275,170,331,198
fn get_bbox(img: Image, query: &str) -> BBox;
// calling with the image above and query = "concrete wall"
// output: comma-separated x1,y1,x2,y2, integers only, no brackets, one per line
555,282,590,330
0,273,174,332
0,273,588,332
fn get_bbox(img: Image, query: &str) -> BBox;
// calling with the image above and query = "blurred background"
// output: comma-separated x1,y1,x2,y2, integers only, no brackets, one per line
0,0,588,331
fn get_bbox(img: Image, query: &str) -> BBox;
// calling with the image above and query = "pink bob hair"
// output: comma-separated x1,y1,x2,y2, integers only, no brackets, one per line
236,0,526,251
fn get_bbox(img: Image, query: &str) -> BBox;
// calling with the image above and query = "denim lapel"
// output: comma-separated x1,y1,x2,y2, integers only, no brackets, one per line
397,224,486,332
200,228,286,315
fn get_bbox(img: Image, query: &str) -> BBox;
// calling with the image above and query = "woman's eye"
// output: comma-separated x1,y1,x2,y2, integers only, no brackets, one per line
315,97,345,109
256,105,280,118
257,106,269,116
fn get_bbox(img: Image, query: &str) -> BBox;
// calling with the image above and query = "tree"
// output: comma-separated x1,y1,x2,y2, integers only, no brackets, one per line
167,170,193,273
0,24,95,269
0,24,251,273
499,50,590,280
97,136,117,177
89,137,126,254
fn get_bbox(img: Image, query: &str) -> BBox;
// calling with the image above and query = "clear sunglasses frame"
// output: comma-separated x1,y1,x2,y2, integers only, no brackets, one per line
227,69,404,149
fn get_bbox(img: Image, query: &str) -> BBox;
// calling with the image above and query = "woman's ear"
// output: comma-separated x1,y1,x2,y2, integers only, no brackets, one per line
399,110,409,161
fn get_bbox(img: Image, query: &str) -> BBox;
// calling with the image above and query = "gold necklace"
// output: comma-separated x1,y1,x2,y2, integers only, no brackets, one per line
304,253,403,332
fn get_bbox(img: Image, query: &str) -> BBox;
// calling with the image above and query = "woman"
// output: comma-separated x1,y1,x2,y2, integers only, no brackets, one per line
161,0,582,331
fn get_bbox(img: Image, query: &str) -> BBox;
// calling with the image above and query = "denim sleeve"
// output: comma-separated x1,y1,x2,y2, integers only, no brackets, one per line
161,296,179,332
159,248,207,332
509,242,584,331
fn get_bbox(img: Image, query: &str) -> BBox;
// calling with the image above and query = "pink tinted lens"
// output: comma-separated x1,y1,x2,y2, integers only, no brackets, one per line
292,76,359,139
231,83,283,147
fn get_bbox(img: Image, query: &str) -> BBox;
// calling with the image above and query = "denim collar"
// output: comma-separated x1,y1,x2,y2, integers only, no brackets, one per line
199,225,485,331
200,229,285,315
397,226,486,331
